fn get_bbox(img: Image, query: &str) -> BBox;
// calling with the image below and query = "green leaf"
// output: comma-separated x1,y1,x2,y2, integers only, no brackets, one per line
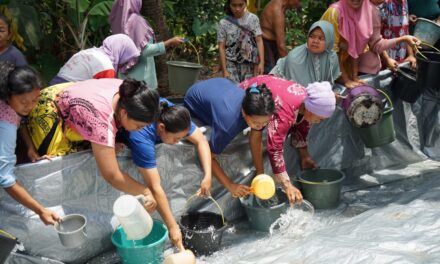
88,1,112,16
192,18,202,36
64,0,90,13
8,2,42,49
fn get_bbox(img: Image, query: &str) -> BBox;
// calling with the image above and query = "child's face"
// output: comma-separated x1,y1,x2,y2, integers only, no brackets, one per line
307,28,326,54
157,123,189,145
0,19,11,51
370,0,384,5
347,0,363,9
8,88,40,117
229,0,247,18
242,111,271,131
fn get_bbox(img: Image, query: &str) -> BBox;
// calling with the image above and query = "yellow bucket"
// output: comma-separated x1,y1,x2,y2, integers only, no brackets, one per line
250,174,275,200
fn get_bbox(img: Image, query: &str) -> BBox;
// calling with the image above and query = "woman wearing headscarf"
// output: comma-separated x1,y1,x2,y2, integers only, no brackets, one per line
109,0,184,89
49,34,139,85
270,20,341,86
240,76,336,203
321,0,419,87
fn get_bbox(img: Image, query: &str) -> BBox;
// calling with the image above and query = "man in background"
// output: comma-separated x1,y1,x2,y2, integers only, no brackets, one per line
260,0,301,73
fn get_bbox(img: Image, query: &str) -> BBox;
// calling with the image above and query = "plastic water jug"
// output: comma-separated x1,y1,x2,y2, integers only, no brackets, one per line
113,195,153,240
164,249,196,264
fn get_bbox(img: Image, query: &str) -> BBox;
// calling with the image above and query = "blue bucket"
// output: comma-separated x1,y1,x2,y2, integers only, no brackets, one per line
111,220,168,264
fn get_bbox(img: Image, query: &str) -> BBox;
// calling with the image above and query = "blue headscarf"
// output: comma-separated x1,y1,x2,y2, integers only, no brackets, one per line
270,20,341,87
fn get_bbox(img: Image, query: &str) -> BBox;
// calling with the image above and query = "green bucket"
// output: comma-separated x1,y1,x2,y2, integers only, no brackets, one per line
111,220,168,264
167,61,203,95
298,169,345,209
356,106,395,148
240,189,288,232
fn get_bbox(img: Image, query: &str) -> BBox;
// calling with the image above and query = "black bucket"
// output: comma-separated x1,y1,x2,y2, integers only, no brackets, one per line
0,230,17,263
392,67,423,103
179,212,227,256
179,195,227,256
416,51,440,91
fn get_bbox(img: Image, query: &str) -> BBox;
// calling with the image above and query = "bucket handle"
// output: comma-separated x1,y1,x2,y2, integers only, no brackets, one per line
0,229,16,240
420,41,440,53
169,39,201,65
183,194,225,225
377,89,393,110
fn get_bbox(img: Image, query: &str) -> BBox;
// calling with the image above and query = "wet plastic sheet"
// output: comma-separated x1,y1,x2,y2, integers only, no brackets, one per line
2,69,440,263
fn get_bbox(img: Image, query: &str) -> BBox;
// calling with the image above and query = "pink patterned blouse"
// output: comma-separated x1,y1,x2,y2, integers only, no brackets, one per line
55,78,122,147
240,75,309,178
0,100,21,126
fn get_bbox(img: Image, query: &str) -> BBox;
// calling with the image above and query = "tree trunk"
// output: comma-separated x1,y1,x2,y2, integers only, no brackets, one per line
141,0,170,95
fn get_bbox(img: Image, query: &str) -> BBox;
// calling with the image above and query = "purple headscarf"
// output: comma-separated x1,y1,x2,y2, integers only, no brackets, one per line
99,34,140,71
109,0,155,50
303,82,336,118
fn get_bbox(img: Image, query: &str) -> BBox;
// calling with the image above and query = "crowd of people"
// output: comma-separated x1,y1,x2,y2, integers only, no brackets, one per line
1,0,439,252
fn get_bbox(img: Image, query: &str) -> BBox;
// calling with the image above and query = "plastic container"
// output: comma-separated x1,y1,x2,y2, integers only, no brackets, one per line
240,188,289,232
356,106,395,148
111,220,168,264
341,85,384,128
392,67,423,103
54,214,87,248
164,249,196,264
250,174,276,200
413,18,440,46
355,89,395,148
299,169,345,209
167,61,203,95
179,195,227,256
416,51,440,92
113,195,153,241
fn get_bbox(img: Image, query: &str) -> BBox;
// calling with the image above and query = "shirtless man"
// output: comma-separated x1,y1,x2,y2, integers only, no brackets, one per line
260,0,301,73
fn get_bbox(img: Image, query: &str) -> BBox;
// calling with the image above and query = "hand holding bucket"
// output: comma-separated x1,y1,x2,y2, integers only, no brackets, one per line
250,174,276,200
113,194,154,240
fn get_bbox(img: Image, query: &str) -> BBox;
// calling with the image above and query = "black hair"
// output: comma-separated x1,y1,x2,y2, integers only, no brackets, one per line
0,14,11,33
0,62,42,100
242,83,275,116
224,0,247,16
117,78,160,123
159,101,191,133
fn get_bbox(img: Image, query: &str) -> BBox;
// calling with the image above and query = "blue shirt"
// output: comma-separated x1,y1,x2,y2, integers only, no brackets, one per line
0,45,27,66
0,121,18,188
184,78,248,154
122,98,197,169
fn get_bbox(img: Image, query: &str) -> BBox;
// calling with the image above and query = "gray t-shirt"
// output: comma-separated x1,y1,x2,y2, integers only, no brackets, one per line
217,12,262,63
0,45,27,66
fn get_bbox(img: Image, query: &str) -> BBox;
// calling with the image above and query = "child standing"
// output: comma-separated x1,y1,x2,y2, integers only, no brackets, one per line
380,0,417,70
218,0,264,83
0,14,27,66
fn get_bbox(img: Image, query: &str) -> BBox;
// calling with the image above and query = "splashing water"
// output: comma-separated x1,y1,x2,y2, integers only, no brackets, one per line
269,207,317,239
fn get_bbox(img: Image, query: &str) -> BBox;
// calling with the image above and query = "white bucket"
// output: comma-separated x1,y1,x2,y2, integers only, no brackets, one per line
113,195,153,240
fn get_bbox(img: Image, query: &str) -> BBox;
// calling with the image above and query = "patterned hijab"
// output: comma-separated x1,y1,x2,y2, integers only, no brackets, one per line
271,21,341,87
331,0,373,58
108,0,155,72
99,34,140,71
